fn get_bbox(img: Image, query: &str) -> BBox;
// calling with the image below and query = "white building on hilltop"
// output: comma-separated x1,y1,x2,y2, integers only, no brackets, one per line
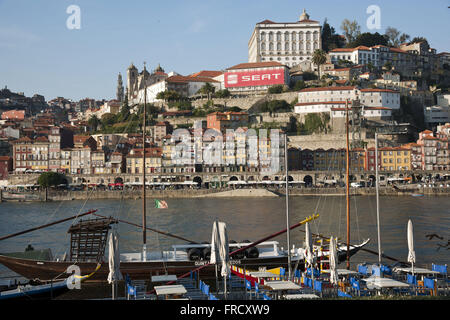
248,9,322,68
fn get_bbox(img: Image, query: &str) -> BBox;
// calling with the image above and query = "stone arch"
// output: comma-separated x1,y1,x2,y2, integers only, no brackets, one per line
114,177,123,184
303,175,313,186
193,176,202,187
229,176,239,181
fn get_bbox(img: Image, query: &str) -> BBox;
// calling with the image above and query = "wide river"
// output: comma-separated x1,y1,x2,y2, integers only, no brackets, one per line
0,195,449,279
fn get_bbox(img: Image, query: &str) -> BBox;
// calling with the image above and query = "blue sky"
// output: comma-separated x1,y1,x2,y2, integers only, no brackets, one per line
0,0,449,101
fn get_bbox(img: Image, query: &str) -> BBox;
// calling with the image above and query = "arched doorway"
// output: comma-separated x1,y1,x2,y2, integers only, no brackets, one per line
193,176,202,188
114,177,123,184
303,175,313,186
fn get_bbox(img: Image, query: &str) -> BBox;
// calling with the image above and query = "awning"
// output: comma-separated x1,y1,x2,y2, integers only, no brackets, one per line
264,280,301,291
362,276,410,288
393,267,440,275
154,284,187,296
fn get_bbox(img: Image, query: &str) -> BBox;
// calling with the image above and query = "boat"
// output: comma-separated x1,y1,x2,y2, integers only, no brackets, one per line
0,263,100,300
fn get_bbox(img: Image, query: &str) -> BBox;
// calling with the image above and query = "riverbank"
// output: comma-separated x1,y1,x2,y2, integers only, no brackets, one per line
1,186,449,202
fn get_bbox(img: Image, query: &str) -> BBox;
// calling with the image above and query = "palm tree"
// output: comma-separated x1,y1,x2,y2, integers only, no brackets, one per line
312,49,327,80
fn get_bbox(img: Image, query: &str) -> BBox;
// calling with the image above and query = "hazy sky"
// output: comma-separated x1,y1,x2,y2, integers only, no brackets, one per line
0,0,449,101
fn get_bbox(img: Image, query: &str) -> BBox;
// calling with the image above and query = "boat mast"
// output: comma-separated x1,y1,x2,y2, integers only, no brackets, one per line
345,99,351,270
142,62,147,261
284,132,292,280
375,132,382,265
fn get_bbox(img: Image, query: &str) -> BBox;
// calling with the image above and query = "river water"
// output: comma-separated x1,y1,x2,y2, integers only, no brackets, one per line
0,195,449,279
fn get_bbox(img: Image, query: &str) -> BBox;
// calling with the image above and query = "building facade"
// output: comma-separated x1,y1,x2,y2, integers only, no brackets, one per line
248,9,322,68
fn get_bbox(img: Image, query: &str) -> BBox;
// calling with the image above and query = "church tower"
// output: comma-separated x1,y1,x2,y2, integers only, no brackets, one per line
116,72,124,102
126,63,138,101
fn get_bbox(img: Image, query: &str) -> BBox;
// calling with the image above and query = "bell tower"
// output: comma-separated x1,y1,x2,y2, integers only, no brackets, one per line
127,63,138,101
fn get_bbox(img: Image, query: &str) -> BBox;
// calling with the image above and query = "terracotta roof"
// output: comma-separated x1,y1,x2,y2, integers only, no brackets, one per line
74,135,92,143
330,46,369,52
13,136,32,143
257,19,276,24
189,70,223,78
35,136,49,142
298,86,357,93
227,61,286,70
389,47,407,54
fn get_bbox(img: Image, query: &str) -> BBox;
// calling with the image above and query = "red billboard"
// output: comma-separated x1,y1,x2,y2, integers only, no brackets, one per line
225,68,285,88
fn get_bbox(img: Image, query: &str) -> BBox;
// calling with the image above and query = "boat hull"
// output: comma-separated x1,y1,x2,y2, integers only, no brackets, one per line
0,242,367,281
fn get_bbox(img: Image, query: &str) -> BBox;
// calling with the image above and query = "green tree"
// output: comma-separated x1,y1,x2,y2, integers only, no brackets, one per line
312,49,327,80
198,83,215,100
156,90,181,102
293,80,306,91
88,115,100,132
38,172,66,188
268,85,284,94
349,32,388,48
340,19,361,45
100,113,117,129
321,18,343,52
385,27,410,47
214,89,231,98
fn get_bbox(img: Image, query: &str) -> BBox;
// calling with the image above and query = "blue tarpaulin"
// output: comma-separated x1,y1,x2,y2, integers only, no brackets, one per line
407,274,417,285
358,265,368,275
432,264,447,274
314,280,322,292
338,290,352,298
424,277,435,289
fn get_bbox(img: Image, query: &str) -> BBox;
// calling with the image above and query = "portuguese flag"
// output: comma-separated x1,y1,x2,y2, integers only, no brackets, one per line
154,199,168,209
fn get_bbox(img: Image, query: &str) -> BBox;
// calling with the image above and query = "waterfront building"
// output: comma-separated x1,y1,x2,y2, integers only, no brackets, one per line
48,126,74,172
70,147,92,174
30,136,49,171
91,150,106,174
248,9,322,68
106,152,125,174
60,149,71,173
299,149,314,170
12,136,33,172
126,148,162,175
379,146,411,171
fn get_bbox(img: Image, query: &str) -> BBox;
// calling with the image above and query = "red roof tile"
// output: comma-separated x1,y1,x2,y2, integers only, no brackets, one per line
227,61,286,70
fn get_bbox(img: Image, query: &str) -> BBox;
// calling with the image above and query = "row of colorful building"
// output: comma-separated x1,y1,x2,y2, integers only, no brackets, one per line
288,124,450,172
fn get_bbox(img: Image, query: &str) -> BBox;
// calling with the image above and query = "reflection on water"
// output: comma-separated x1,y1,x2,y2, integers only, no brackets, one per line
0,195,449,278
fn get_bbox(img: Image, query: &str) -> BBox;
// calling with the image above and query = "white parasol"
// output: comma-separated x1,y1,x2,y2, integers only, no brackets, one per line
305,222,314,267
107,229,123,299
407,219,416,276
329,236,339,285
210,221,230,277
